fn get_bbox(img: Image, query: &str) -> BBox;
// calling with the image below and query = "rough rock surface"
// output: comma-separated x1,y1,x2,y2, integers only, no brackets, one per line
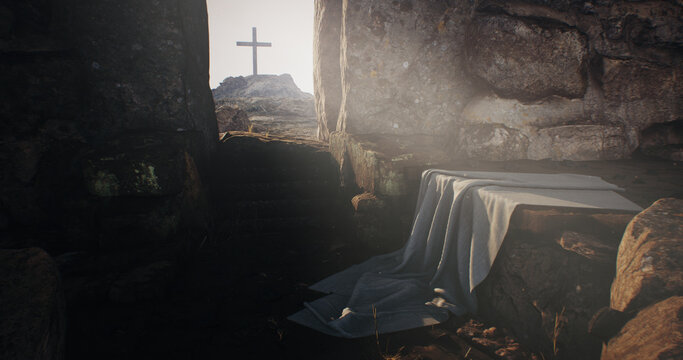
83,138,186,198
455,124,530,161
610,198,683,314
462,95,584,132
215,104,250,132
602,296,683,360
466,14,588,100
0,0,216,251
477,208,636,360
330,131,451,196
216,97,315,119
638,121,683,161
336,0,475,136
602,58,682,131
316,0,682,162
79,131,207,250
212,74,311,100
528,125,633,161
213,74,316,139
314,0,343,140
0,248,65,360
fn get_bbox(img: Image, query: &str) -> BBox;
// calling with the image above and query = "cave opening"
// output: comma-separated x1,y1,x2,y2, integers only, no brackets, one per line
207,0,319,140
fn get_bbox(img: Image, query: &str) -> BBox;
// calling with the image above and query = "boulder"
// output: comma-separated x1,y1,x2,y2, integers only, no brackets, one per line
0,248,65,360
462,95,585,132
466,14,588,100
610,198,683,314
349,192,406,251
336,0,475,136
591,1,683,60
454,124,530,161
602,58,681,132
313,0,343,140
602,296,683,360
528,125,633,161
215,104,250,132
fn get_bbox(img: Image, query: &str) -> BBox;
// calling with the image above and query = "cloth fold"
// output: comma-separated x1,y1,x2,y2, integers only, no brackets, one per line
289,170,642,338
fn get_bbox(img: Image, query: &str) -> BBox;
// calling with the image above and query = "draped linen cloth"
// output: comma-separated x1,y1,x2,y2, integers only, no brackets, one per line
289,170,642,337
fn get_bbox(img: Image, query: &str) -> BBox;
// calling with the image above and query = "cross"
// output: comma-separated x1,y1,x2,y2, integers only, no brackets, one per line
236,27,272,75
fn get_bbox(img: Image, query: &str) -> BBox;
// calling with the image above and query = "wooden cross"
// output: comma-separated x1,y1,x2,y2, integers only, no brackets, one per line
236,27,272,75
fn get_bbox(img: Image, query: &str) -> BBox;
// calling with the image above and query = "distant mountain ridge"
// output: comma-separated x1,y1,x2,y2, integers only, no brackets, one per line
212,74,312,101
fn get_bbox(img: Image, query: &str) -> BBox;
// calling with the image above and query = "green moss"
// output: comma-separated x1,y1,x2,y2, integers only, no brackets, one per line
133,162,162,194
91,170,120,197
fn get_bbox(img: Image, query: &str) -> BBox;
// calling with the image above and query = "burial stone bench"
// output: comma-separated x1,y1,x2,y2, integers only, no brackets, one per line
477,207,637,360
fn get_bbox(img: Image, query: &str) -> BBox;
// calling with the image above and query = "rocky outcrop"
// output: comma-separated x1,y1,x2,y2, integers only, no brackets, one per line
610,198,683,314
0,248,65,360
212,74,317,138
212,74,311,100
216,105,250,132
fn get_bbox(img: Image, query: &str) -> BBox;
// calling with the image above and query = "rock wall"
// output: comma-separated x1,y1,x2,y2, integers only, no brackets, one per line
0,0,216,251
316,0,682,161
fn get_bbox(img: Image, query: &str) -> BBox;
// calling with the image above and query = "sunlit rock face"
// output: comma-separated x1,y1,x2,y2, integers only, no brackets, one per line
318,0,682,161
314,0,343,141
336,0,476,136
466,14,588,100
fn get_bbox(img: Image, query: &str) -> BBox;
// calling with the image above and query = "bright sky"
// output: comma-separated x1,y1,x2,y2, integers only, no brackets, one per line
207,0,314,94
